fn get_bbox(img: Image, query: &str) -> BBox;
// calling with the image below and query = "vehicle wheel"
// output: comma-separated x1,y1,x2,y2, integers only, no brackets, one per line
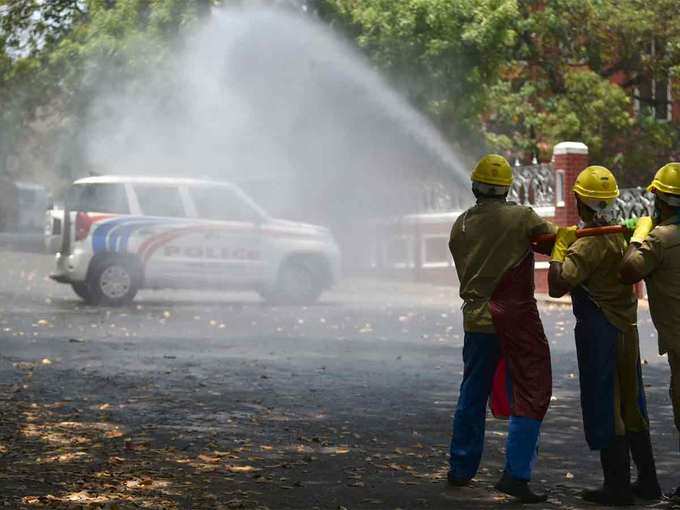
265,261,323,305
71,282,95,303
87,256,140,306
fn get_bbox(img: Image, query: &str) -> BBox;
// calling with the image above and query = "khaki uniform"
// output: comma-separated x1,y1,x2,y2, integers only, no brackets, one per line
623,217,680,429
449,198,554,482
562,235,638,334
449,199,555,333
623,218,680,355
562,235,647,438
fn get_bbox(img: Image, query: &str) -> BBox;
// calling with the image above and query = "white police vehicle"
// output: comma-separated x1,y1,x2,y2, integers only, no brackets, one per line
47,176,341,306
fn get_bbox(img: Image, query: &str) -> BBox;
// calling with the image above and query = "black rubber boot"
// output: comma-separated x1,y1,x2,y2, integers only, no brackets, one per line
446,471,471,487
494,470,548,504
582,436,634,506
628,430,662,500
667,484,680,502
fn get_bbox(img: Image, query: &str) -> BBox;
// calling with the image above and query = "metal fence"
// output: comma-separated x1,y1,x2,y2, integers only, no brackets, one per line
509,163,555,207
413,161,654,219
508,163,654,219
614,187,655,220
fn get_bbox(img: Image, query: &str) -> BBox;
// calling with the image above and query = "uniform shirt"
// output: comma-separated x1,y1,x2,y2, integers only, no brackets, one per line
449,199,555,333
561,234,638,334
623,217,680,354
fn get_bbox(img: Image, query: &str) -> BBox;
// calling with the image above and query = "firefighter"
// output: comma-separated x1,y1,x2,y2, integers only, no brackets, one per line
448,154,554,503
548,166,660,506
620,162,680,499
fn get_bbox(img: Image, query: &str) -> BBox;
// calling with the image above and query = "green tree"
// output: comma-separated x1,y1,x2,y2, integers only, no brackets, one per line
321,0,519,157
0,0,209,181
321,0,680,184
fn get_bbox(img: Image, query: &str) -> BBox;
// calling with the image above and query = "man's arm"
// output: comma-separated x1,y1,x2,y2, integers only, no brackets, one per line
527,210,558,256
618,217,659,284
547,227,594,298
619,239,662,284
619,245,645,284
548,262,572,298
449,220,459,258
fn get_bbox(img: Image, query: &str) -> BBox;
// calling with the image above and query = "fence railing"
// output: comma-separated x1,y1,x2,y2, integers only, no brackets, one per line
415,162,559,212
509,163,555,207
614,187,655,220
507,162,655,220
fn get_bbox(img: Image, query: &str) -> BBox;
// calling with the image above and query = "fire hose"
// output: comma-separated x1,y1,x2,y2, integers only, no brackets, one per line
531,225,627,248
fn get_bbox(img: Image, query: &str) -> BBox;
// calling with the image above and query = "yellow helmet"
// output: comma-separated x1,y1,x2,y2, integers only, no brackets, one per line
647,162,680,196
573,166,620,203
471,154,513,187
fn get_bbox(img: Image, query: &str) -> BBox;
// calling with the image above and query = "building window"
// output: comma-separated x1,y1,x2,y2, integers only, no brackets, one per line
555,170,565,207
634,40,672,122
383,236,414,269
421,236,452,269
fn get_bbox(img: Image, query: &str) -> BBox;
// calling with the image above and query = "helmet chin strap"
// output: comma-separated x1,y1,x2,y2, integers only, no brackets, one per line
580,197,616,213
472,181,509,197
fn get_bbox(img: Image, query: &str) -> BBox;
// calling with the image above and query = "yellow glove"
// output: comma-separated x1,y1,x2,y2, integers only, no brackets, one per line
550,226,578,263
630,216,653,244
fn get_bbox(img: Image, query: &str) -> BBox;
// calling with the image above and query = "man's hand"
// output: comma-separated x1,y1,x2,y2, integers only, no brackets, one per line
550,226,578,263
630,216,653,244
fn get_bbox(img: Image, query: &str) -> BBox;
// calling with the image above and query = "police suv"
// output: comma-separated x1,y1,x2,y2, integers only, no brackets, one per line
46,176,341,306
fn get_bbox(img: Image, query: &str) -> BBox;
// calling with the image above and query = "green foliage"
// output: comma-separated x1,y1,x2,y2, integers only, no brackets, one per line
484,70,635,167
323,0,518,154
321,0,680,184
0,0,209,178
1,0,679,186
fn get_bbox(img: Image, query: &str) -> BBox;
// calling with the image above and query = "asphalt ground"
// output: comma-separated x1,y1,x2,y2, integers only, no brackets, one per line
0,250,678,509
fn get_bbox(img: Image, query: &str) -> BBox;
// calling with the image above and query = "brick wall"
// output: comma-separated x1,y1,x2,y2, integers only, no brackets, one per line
553,141,589,227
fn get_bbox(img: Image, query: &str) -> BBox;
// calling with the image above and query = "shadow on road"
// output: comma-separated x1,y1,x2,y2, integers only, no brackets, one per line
1,357,678,509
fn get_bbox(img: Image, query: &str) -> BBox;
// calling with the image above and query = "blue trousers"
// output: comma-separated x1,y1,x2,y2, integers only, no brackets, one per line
449,332,542,481
572,286,648,450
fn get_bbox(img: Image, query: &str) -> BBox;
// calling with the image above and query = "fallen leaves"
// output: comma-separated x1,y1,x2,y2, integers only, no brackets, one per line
105,429,124,439
197,453,223,464
40,451,90,464
13,361,36,371
125,477,171,490
358,323,373,333
226,465,259,474
320,446,351,455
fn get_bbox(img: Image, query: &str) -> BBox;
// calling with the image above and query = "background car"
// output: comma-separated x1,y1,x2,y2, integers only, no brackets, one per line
47,176,341,306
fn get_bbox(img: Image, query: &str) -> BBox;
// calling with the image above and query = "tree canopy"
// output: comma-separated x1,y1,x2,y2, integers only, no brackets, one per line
0,0,209,185
321,0,680,184
1,0,679,187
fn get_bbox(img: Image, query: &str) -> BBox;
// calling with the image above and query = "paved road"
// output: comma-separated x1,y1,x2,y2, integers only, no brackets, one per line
0,250,676,509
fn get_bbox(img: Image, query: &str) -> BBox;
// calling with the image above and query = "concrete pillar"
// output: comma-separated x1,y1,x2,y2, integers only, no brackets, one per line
553,142,588,226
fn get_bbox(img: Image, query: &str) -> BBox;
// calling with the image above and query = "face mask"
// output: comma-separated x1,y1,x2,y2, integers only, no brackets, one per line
673,207,680,224
653,197,663,224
